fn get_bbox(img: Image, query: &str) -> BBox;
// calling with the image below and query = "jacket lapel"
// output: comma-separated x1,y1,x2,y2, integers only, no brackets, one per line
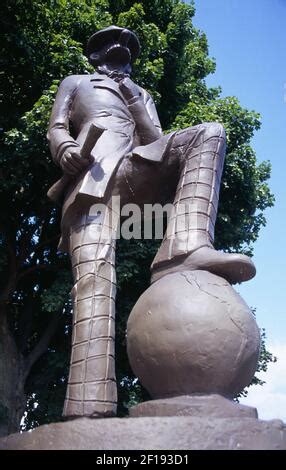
90,73,126,102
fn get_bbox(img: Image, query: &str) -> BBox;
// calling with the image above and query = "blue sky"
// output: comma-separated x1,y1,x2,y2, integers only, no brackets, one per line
191,0,286,420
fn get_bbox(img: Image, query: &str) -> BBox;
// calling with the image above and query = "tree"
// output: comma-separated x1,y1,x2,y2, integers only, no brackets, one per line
0,0,275,435
0,0,112,436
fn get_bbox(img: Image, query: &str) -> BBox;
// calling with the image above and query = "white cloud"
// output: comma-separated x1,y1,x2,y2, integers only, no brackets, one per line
239,342,286,422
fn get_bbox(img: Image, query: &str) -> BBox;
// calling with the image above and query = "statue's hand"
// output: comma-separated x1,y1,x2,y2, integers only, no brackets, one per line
119,77,142,103
60,147,92,176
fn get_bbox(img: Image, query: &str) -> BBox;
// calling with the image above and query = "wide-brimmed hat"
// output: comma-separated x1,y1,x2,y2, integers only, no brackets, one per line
87,25,141,63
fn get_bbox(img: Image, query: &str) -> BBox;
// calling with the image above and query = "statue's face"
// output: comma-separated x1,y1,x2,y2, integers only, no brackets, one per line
105,41,131,65
89,29,134,74
90,42,132,74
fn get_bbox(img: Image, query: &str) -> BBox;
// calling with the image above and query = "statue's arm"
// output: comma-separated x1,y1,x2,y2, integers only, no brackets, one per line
47,75,81,166
119,78,162,145
143,91,163,134
127,91,163,145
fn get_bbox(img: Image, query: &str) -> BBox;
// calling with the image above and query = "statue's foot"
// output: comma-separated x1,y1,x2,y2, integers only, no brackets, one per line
151,246,256,284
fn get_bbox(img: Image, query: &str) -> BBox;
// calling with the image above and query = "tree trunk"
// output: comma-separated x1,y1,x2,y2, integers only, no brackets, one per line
0,310,26,437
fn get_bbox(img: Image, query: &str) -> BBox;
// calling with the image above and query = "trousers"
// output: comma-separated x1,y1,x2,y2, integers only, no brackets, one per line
63,122,226,417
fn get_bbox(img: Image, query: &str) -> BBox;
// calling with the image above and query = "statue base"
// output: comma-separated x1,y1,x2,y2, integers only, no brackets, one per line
129,394,258,419
1,394,285,450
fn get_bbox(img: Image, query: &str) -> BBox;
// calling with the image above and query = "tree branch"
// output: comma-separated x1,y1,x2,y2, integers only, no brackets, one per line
0,224,18,311
17,263,54,281
17,301,35,353
24,312,61,380
0,275,18,308
0,259,53,307
0,224,17,273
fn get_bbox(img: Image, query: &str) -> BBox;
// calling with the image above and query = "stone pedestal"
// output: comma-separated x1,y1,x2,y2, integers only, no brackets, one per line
129,394,258,418
0,412,285,450
1,395,285,450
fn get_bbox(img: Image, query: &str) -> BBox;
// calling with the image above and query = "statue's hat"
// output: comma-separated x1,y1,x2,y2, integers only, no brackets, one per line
87,26,140,63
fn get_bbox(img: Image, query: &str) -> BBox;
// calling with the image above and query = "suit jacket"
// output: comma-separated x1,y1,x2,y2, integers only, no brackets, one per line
47,72,173,208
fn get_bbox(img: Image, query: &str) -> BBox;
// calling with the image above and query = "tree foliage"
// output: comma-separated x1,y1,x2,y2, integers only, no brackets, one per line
0,0,275,434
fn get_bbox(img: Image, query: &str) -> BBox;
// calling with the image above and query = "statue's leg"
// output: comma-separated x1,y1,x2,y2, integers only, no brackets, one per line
151,122,256,284
63,200,119,418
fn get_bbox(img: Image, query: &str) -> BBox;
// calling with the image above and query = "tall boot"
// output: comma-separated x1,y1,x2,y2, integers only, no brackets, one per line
63,201,119,418
151,123,255,284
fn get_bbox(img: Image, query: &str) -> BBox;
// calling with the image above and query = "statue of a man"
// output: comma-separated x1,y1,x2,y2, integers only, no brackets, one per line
47,26,255,418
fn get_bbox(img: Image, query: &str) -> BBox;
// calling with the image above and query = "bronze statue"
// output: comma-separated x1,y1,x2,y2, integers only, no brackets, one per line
47,26,256,419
